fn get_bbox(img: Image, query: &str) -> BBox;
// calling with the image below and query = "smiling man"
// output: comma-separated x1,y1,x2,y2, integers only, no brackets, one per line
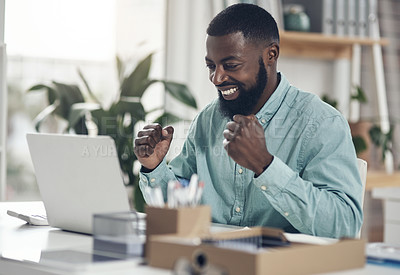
134,3,363,238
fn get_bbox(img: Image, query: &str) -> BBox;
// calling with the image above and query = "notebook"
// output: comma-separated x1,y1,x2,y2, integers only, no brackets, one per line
26,133,131,234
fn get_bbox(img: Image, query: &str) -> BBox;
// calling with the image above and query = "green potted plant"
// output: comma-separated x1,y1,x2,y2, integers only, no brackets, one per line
348,85,369,155
28,53,197,211
323,86,394,168
321,88,368,155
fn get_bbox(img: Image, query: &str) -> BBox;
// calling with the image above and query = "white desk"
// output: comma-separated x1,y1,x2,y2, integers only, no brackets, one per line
0,201,168,275
0,202,399,275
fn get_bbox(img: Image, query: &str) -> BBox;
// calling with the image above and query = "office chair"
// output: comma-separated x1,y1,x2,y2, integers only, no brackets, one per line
357,158,368,238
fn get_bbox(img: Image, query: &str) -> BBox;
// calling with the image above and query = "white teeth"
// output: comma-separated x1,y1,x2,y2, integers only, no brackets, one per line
221,87,238,96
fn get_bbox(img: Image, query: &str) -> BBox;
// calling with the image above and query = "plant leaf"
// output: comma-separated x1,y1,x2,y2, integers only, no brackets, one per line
351,86,368,103
69,103,102,130
120,53,153,97
321,95,338,109
27,84,52,92
352,135,367,154
90,108,117,137
161,81,197,109
112,100,146,121
116,55,124,85
77,68,101,104
32,100,60,131
27,84,60,105
52,81,85,120
153,111,187,126
369,125,383,146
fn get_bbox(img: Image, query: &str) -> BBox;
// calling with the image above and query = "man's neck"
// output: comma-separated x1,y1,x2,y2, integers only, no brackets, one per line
252,72,280,114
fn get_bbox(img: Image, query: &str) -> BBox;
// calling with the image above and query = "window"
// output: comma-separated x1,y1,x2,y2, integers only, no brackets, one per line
5,0,166,200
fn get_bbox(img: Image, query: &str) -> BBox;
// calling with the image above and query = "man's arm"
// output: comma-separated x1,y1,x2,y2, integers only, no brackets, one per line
224,114,363,238
135,122,198,203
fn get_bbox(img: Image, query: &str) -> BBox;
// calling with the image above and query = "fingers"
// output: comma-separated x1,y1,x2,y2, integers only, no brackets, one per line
162,126,174,141
134,142,154,158
233,114,257,125
134,124,174,158
224,114,264,143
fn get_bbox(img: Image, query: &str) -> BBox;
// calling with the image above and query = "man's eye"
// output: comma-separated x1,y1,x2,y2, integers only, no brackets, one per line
206,64,215,70
224,64,240,70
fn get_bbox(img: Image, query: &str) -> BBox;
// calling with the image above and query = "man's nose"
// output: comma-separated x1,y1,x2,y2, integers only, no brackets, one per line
211,67,228,86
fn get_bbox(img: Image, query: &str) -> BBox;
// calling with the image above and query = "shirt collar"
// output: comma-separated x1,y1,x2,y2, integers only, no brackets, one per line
255,72,290,123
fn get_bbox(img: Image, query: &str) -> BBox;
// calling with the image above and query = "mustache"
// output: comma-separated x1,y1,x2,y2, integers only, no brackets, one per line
216,82,240,89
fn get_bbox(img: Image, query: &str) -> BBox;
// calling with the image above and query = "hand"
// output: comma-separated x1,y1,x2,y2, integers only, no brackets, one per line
134,124,174,170
223,115,273,175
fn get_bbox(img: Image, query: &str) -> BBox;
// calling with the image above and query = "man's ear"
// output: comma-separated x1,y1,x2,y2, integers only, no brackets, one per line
263,43,279,65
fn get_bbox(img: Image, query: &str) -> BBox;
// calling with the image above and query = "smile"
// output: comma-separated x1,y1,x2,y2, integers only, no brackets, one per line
221,87,238,96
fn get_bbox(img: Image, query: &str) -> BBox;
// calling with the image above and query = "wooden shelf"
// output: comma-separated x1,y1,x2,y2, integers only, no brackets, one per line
280,31,389,60
366,171,400,191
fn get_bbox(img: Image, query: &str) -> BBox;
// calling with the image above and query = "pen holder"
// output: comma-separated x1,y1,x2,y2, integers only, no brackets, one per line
145,205,211,237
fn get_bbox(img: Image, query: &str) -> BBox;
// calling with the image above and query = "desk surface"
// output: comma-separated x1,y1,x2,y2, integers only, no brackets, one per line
0,201,399,275
366,171,400,191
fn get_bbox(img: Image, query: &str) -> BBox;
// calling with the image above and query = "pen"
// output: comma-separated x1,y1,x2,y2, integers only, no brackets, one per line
153,186,165,207
167,180,177,208
188,174,198,206
194,181,204,205
144,186,154,206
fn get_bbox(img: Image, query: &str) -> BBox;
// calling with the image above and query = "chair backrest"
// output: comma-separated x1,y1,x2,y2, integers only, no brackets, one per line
357,158,368,207
356,158,367,238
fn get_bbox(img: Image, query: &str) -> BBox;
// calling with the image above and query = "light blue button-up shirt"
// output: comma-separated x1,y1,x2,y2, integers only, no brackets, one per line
139,73,363,238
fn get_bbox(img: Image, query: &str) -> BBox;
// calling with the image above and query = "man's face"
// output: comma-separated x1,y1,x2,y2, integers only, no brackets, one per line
205,32,268,119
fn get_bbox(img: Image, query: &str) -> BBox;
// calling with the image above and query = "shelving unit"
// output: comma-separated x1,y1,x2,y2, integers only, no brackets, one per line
279,31,388,60
366,171,400,190
280,30,392,173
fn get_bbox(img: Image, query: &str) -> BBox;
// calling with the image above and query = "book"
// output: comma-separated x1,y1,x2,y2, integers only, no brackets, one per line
347,0,357,36
357,0,369,37
335,0,346,36
367,0,378,38
322,0,335,35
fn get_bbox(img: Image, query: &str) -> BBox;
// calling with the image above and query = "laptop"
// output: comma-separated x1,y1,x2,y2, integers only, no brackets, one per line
26,133,131,234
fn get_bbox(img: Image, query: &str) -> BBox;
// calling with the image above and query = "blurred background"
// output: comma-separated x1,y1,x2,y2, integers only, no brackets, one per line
1,0,399,215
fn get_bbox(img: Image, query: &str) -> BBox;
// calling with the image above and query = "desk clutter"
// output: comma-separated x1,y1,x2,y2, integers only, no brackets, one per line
91,205,365,275
144,174,204,208
147,227,365,275
90,174,366,274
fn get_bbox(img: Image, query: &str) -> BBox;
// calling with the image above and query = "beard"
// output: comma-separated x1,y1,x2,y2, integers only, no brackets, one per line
218,58,268,120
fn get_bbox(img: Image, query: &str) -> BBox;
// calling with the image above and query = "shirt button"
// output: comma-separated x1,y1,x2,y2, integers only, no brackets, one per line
150,178,156,183
284,212,289,217
143,177,148,183
235,207,241,213
261,118,266,124
261,185,267,191
238,168,243,174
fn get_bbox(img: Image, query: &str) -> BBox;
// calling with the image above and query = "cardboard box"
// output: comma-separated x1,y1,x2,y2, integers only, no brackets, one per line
147,227,365,275
145,205,211,258
145,205,211,237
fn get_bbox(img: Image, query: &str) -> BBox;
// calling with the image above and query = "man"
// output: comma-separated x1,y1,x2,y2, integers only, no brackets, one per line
134,3,363,238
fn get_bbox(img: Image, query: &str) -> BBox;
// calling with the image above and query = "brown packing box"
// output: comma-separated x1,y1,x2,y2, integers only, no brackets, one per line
147,227,366,275
145,205,211,236
145,205,211,257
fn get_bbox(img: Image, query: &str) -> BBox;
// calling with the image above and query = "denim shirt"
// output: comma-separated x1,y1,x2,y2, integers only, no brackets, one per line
139,73,363,238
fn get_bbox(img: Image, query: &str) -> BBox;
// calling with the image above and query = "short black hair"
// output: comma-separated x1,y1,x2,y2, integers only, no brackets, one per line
207,3,279,46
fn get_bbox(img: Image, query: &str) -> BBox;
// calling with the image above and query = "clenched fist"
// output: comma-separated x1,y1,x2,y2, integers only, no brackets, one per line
223,115,273,176
134,124,174,171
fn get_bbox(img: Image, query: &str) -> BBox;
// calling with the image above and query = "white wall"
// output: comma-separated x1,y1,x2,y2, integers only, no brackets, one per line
278,57,334,98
